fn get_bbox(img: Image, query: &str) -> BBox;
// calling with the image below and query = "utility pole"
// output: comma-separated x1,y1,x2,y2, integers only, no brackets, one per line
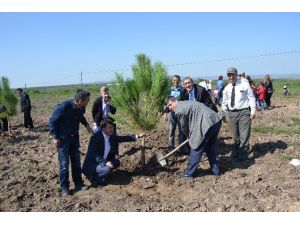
24,83,26,91
80,72,83,87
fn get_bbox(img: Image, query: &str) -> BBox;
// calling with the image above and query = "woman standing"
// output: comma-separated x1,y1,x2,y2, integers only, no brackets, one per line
263,74,274,109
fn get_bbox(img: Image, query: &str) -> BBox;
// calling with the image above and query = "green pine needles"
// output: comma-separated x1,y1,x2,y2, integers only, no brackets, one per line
0,76,18,119
110,54,170,132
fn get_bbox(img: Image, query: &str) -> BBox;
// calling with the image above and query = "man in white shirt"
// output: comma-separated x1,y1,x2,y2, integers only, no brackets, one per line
82,119,144,187
221,67,256,162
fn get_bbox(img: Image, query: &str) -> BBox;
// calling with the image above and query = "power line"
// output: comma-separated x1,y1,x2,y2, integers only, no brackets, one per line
27,50,300,87
166,50,300,67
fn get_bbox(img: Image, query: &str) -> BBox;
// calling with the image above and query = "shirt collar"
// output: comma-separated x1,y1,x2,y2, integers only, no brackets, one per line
102,131,110,140
188,87,194,94
231,80,240,86
172,85,181,91
102,98,108,104
71,100,77,109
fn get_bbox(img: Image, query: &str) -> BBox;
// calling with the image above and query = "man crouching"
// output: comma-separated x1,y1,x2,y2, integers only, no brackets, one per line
82,119,144,187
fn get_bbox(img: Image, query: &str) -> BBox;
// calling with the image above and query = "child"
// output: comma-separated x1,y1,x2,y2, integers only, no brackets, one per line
283,85,290,96
256,82,267,110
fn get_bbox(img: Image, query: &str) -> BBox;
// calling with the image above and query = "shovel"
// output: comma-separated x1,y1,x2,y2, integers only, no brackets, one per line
157,139,189,166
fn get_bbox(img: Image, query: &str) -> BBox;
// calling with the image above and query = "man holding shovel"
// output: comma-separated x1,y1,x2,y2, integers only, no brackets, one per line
166,96,222,178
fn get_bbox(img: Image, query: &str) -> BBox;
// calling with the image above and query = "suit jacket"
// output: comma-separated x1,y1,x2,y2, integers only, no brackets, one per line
20,92,31,112
82,131,136,179
91,96,117,125
175,101,221,149
180,84,218,112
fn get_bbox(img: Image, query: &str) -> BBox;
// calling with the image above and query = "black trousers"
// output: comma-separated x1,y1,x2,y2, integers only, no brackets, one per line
24,110,34,128
265,92,273,107
0,117,8,131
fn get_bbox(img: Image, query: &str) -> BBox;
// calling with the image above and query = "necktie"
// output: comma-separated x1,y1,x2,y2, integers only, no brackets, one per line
230,83,236,108
103,103,109,118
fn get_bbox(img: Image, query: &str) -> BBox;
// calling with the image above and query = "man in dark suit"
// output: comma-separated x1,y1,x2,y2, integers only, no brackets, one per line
16,88,34,129
92,86,116,126
180,76,218,112
82,119,144,187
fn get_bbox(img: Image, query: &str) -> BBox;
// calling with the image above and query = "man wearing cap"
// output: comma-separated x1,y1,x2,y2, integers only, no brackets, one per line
221,67,256,162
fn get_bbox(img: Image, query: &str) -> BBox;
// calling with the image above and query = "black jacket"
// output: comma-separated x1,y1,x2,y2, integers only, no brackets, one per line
20,92,31,112
180,84,218,112
91,96,116,125
82,130,136,179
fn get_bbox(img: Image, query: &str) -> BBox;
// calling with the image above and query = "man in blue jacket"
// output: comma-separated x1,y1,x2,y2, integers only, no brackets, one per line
49,90,93,196
82,119,144,187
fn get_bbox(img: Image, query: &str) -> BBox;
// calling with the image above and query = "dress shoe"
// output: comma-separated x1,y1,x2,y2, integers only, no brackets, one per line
91,177,106,187
230,150,239,158
235,155,249,163
74,184,88,192
61,189,70,197
178,172,193,179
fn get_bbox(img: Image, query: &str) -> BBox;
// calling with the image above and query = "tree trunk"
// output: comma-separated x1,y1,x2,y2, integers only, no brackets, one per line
140,136,145,168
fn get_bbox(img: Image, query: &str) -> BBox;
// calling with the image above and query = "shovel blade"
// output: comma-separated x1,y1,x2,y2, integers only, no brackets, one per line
156,153,167,166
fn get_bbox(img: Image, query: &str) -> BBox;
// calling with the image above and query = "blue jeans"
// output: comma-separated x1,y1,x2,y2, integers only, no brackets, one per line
185,121,221,176
57,135,84,191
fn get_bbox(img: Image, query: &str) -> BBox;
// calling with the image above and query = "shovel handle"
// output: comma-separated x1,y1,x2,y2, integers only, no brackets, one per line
160,139,189,160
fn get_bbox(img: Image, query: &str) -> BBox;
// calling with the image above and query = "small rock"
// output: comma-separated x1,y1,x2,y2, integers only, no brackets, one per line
140,177,155,189
16,191,25,201
28,175,36,181
216,206,225,212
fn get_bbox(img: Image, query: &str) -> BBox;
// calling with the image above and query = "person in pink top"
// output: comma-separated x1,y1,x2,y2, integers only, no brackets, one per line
256,82,267,110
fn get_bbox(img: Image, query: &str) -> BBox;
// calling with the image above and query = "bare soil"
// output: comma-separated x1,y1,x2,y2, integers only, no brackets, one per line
1,95,300,212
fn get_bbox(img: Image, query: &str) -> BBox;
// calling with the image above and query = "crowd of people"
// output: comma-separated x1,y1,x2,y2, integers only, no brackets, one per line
0,68,288,197
47,66,272,196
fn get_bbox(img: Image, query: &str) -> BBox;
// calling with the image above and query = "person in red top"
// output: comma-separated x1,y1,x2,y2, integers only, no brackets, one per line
256,82,267,110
